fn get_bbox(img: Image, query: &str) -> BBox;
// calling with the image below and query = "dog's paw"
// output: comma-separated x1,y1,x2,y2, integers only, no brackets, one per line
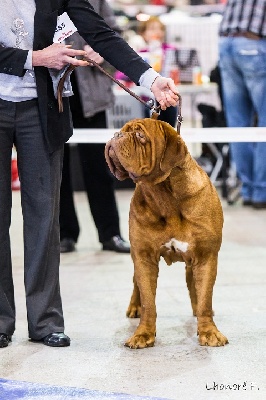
126,304,141,318
198,328,228,347
124,333,155,349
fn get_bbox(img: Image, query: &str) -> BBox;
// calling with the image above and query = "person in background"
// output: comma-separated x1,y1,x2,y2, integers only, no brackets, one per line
60,0,130,254
117,16,178,128
219,0,266,209
0,0,178,349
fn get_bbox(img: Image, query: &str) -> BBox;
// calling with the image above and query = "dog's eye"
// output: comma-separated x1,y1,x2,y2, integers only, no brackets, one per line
114,131,123,138
136,131,146,144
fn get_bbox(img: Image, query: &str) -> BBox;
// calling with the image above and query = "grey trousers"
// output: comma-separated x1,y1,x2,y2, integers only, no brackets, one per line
0,98,65,340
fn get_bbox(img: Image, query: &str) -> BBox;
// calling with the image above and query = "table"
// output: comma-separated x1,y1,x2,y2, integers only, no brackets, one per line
178,82,218,127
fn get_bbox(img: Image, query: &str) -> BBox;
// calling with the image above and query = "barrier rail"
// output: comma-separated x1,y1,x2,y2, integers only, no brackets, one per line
68,127,266,144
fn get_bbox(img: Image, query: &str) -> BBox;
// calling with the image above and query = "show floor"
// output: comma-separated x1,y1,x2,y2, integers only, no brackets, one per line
1,189,265,400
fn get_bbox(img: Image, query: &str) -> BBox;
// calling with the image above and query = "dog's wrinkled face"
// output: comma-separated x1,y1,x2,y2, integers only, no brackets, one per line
105,118,187,184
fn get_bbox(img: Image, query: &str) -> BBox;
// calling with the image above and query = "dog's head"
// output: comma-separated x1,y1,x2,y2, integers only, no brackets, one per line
105,118,188,184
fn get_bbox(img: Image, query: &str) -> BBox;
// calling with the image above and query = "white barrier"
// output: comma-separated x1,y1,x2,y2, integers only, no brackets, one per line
68,127,266,144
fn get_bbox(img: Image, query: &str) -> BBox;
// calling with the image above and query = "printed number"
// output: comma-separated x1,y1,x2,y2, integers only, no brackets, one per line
55,22,65,33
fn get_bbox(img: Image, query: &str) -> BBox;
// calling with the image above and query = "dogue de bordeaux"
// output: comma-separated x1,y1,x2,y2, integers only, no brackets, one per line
105,118,228,349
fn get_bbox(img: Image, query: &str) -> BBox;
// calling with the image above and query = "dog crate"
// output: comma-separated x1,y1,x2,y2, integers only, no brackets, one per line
106,89,146,129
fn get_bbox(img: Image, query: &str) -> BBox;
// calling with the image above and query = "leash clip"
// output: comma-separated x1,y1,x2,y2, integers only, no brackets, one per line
177,114,183,125
146,99,161,120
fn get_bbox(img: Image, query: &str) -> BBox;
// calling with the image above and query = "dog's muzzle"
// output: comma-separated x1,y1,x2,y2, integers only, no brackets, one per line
105,142,129,181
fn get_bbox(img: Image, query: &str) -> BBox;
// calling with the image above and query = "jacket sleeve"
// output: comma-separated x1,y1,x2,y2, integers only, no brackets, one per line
0,45,28,76
65,0,150,84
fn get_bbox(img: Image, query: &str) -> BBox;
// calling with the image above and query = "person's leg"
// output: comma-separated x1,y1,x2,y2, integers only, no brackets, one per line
219,37,255,202
59,143,80,249
77,110,122,241
15,100,65,340
78,141,121,243
243,38,266,203
0,99,16,338
252,143,266,203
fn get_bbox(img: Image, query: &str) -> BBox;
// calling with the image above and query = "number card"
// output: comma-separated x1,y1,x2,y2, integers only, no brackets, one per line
53,12,77,43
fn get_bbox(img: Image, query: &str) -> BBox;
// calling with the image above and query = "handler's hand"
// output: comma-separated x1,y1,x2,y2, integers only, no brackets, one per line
32,43,89,70
84,45,104,65
151,76,179,110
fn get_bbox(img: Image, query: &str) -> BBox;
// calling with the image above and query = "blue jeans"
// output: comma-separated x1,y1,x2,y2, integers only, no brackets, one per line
219,37,266,202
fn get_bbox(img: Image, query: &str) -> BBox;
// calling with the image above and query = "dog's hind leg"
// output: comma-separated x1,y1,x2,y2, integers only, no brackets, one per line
192,255,228,347
185,264,197,317
126,275,141,318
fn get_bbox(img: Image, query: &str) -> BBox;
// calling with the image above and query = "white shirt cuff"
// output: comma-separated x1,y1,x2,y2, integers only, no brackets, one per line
139,68,160,90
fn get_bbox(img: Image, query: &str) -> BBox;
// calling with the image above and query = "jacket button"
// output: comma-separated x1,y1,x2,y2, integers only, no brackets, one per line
8,67,13,72
48,102,53,109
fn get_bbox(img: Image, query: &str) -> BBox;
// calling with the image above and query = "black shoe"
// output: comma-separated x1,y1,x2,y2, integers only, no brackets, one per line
102,235,130,253
60,238,76,253
33,332,71,347
0,333,11,348
253,201,266,210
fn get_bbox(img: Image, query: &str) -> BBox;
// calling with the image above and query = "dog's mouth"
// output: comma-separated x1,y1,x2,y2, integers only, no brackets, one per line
105,143,130,181
128,172,139,181
105,143,141,182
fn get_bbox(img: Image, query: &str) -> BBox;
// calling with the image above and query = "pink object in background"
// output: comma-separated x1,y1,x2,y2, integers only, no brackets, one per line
11,152,20,191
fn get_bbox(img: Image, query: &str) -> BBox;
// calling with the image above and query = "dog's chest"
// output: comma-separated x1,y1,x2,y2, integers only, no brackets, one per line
132,183,179,220
130,183,188,240
130,194,191,265
130,182,208,264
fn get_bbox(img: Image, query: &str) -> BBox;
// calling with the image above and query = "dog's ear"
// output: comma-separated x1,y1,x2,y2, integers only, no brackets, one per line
159,123,188,173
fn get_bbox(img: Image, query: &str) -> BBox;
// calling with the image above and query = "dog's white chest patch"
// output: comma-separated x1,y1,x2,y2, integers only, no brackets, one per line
164,238,189,253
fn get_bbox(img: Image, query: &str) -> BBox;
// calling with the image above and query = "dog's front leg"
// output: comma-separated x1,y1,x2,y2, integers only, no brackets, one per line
193,255,228,347
125,257,159,349
186,265,197,316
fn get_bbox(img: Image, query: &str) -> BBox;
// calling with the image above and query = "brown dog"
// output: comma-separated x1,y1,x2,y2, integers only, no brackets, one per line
105,118,228,349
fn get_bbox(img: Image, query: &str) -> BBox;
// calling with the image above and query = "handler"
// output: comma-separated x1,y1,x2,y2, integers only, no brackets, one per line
0,0,178,348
